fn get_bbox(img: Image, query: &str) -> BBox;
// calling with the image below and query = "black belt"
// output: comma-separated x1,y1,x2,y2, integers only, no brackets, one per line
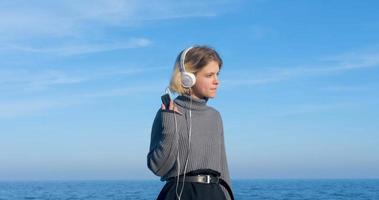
167,175,220,184
167,175,235,200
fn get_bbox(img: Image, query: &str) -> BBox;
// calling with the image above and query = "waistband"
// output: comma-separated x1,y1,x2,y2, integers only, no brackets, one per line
167,174,220,184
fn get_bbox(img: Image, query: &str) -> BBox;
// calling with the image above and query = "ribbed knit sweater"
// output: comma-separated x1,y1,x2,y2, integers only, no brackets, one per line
147,94,232,200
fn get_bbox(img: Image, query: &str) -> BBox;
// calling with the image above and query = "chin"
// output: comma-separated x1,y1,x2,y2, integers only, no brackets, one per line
207,93,217,98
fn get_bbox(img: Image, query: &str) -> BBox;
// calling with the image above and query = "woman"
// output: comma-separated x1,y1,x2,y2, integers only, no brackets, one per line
147,45,234,200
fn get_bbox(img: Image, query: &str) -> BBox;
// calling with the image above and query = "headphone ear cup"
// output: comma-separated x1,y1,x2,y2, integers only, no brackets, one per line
181,72,196,88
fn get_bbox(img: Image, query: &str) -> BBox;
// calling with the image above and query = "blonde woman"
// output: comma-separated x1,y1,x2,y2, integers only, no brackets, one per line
147,45,234,200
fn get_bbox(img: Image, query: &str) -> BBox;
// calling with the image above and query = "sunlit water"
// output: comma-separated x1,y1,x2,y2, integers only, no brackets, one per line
0,179,378,200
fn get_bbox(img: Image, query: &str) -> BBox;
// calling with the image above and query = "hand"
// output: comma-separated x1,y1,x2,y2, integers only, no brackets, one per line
161,100,182,115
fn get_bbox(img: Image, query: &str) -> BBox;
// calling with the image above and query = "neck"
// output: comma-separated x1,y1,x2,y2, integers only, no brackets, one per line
190,94,202,100
190,94,209,102
189,89,208,101
174,93,209,111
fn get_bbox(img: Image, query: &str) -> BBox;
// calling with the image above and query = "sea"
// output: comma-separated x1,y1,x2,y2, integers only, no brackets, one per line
0,179,378,200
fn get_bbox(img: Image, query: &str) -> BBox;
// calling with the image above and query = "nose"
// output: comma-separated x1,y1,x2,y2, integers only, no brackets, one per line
214,75,219,85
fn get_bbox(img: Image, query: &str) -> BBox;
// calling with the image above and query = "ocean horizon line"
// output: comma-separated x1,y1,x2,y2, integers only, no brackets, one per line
1,177,378,182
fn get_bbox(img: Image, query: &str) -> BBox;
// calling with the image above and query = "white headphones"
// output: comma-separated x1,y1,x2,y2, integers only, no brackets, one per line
179,46,196,88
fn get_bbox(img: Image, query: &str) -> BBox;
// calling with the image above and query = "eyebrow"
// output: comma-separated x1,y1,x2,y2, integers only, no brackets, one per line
206,71,220,74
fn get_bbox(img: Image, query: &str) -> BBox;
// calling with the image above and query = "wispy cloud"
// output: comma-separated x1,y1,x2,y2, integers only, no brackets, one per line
7,38,151,55
248,25,275,40
319,86,373,92
0,84,164,119
0,0,235,39
270,102,357,117
0,1,236,56
0,98,76,118
0,69,85,91
80,85,162,99
0,66,167,91
222,51,379,87
321,51,379,70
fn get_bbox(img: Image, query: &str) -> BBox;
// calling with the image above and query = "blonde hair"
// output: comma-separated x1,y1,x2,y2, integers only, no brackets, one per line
169,45,223,95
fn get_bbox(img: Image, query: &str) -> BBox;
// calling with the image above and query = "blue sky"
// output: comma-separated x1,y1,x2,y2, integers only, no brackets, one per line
1,0,378,181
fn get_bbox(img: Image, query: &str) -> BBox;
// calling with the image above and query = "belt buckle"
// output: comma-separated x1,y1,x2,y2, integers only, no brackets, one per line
205,175,211,184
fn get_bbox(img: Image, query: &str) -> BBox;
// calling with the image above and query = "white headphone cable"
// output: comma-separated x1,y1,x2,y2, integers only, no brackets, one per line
175,94,193,200
173,107,181,200
179,96,192,199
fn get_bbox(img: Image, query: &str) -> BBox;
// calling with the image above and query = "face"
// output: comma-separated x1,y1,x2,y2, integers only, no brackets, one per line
191,61,220,100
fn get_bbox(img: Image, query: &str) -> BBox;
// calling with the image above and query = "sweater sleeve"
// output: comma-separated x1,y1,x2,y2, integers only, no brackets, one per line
219,114,233,200
147,109,180,177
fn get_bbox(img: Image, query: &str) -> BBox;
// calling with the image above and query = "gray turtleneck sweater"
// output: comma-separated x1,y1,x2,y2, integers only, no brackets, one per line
147,94,232,200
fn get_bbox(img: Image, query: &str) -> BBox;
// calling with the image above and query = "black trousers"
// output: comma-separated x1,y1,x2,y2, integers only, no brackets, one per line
157,169,227,200
157,181,227,200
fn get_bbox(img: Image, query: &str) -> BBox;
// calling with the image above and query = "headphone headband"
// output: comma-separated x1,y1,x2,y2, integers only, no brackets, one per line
179,46,193,73
179,46,196,88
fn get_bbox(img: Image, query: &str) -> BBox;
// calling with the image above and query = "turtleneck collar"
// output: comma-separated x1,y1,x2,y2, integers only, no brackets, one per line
174,94,208,111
